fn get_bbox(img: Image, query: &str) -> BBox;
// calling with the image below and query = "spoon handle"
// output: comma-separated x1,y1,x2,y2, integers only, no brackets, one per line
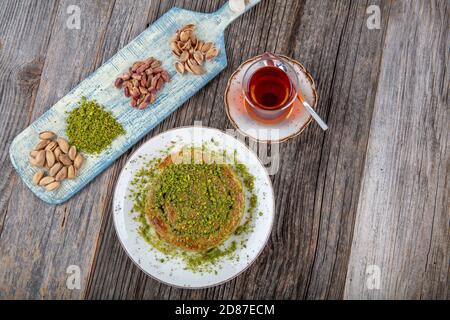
303,101,328,131
297,94,328,131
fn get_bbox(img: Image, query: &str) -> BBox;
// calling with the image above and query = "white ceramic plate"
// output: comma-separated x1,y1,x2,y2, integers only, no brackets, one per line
113,126,274,288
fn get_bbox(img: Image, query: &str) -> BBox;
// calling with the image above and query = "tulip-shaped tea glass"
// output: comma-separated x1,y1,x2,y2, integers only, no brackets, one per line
242,52,299,122
242,52,328,129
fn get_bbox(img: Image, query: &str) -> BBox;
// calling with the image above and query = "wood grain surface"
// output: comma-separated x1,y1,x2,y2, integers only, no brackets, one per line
344,0,449,299
0,0,448,299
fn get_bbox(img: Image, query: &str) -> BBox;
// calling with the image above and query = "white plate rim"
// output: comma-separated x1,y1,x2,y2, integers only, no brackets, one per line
112,126,275,289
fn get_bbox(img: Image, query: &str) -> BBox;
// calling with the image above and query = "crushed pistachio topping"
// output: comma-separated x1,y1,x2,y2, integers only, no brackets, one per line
153,163,237,239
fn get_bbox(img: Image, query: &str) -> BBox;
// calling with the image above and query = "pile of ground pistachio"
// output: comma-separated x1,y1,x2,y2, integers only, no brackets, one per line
66,97,125,154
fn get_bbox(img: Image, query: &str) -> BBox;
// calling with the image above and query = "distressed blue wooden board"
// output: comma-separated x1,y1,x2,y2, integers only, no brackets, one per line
9,1,261,204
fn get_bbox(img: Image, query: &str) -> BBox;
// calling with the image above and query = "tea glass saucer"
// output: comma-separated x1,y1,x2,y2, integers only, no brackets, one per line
224,55,317,143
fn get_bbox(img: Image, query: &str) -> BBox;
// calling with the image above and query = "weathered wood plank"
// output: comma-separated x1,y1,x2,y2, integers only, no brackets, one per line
0,0,117,299
87,0,391,299
0,0,60,299
86,0,229,300
344,0,449,299
0,0,58,250
83,0,184,299
291,0,392,300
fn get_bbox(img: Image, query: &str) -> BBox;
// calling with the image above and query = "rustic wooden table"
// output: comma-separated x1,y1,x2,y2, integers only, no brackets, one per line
0,0,448,300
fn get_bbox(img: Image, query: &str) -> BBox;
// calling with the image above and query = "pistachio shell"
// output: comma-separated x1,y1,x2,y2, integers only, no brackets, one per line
46,150,55,168
34,139,50,151
172,48,182,56
29,156,39,166
49,162,63,177
183,40,192,50
179,51,189,63
45,141,57,151
39,131,56,140
180,23,195,31
193,51,204,65
68,145,77,161
35,150,46,167
201,42,213,53
176,41,185,51
39,176,55,186
190,63,205,75
190,33,197,46
56,137,70,154
205,47,220,60
30,150,39,158
189,57,198,66
195,40,204,51
59,154,73,166
74,153,84,169
184,62,194,74
68,165,77,179
170,41,178,51
55,166,68,182
54,147,62,159
45,181,60,191
179,30,191,42
32,171,45,185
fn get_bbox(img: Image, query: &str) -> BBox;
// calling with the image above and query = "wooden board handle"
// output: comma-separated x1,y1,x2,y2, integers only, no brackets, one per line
213,0,261,31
